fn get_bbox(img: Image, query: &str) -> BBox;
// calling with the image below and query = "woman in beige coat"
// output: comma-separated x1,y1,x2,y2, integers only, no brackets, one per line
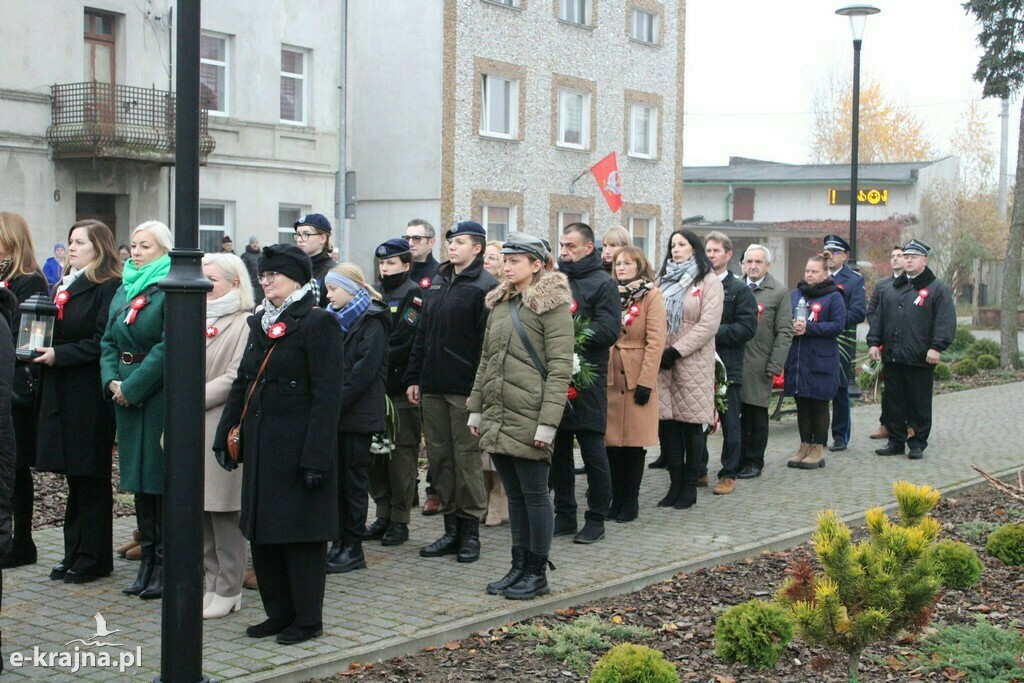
605,246,665,523
201,253,252,619
656,229,723,511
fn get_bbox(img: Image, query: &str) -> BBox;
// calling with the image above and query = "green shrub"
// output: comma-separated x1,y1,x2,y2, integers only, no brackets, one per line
966,339,1000,360
903,617,1024,683
715,600,794,669
976,354,999,370
590,643,679,683
947,327,976,354
923,540,984,589
934,362,952,381
986,523,1024,566
954,359,979,377
956,520,1000,544
511,614,652,676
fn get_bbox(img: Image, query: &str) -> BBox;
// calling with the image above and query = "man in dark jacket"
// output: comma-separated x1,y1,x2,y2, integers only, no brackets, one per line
405,219,440,287
702,232,757,495
867,239,956,459
405,221,498,563
824,234,866,451
865,245,903,441
241,235,261,296
293,213,335,308
550,223,621,544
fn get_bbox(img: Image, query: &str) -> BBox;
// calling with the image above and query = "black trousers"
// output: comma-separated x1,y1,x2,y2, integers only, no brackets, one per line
881,363,934,450
337,432,371,543
739,403,770,470
251,541,326,629
659,420,704,485
607,447,645,505
700,384,742,479
796,397,830,445
63,475,113,576
492,454,553,556
10,467,34,551
134,493,163,562
550,429,611,522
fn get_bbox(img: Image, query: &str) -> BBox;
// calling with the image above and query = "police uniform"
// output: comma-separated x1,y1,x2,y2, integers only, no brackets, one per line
866,240,956,458
367,239,424,542
824,234,866,450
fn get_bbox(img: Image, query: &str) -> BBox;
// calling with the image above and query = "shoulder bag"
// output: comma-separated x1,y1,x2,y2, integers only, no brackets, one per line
227,344,276,463
508,301,547,381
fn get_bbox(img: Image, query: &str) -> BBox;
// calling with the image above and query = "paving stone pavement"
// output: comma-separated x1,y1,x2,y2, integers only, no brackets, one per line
3,382,1022,681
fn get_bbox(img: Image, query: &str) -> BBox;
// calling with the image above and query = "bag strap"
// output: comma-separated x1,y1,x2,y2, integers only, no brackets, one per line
508,301,547,381
238,344,276,429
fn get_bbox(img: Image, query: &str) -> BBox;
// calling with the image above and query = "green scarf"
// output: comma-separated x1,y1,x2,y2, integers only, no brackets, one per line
122,254,171,299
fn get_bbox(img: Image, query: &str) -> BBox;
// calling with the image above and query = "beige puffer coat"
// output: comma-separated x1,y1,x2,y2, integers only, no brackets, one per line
468,273,574,462
657,272,724,424
203,310,249,511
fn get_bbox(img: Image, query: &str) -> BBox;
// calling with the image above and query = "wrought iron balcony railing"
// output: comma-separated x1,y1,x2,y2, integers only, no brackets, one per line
46,82,215,164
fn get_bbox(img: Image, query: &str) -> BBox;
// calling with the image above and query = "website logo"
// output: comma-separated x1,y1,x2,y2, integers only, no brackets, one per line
8,612,142,674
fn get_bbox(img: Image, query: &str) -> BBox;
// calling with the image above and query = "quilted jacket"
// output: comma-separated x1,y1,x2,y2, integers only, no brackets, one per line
657,272,724,425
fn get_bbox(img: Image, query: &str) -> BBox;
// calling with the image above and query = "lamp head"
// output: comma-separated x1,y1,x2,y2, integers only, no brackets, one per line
836,4,880,41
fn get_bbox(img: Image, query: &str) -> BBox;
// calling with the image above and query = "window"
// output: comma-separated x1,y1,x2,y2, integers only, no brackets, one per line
628,217,654,259
481,205,514,241
278,205,307,244
631,9,657,43
200,202,233,254
733,187,755,221
629,104,658,158
558,0,591,25
488,0,518,5
557,90,590,149
84,10,116,84
480,74,518,139
558,211,588,229
280,47,307,124
200,32,229,115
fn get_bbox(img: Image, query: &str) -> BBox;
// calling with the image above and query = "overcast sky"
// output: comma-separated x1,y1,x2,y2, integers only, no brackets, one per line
683,0,1020,182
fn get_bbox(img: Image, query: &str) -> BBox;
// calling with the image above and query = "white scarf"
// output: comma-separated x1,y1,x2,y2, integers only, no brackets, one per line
260,283,312,332
57,265,88,294
206,290,242,327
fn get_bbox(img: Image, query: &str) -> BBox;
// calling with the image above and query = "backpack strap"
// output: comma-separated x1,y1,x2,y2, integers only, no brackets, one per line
509,301,547,381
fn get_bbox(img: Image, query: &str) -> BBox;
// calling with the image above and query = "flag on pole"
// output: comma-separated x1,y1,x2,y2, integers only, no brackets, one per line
590,152,622,213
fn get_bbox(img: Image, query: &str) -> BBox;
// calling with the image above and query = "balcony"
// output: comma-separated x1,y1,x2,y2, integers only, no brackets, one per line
46,82,216,165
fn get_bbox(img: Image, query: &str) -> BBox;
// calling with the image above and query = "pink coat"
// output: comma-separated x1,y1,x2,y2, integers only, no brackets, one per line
657,272,724,424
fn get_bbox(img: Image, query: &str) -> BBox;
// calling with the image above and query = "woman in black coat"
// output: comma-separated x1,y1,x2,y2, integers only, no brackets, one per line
214,244,343,646
33,220,122,583
0,212,49,569
0,287,18,640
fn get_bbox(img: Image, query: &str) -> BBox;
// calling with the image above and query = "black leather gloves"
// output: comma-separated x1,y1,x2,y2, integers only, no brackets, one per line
213,449,237,472
633,385,652,406
660,347,681,370
302,468,327,490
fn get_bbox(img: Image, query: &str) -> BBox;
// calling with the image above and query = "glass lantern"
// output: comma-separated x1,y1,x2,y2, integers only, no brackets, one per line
16,293,58,361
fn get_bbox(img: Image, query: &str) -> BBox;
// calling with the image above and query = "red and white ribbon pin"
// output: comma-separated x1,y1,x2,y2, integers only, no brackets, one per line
124,296,147,324
914,288,929,307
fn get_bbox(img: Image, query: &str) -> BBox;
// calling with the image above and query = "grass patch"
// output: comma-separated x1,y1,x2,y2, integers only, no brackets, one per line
510,613,651,676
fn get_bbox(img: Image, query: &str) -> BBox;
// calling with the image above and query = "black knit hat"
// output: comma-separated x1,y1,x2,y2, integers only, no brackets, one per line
258,244,312,285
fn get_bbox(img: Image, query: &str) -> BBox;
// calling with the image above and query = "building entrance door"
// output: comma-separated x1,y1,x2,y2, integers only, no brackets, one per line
76,193,118,238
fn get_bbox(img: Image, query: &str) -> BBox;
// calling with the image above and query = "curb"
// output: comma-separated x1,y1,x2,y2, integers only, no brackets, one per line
234,464,1024,683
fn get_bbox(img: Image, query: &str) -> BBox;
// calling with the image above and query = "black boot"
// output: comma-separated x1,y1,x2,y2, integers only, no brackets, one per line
326,540,343,563
138,560,163,599
457,517,480,563
122,554,154,596
138,494,163,599
381,521,409,546
326,541,366,573
648,453,667,469
124,494,156,596
364,518,388,540
658,445,683,507
0,468,37,568
504,552,554,600
617,449,644,523
605,449,623,520
486,546,527,595
552,514,577,536
420,513,460,557
673,484,697,510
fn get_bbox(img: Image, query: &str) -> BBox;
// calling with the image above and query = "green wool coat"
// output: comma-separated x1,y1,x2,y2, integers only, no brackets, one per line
468,273,574,462
100,285,166,494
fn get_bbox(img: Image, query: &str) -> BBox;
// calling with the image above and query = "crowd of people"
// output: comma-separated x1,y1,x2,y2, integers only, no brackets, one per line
0,209,957,646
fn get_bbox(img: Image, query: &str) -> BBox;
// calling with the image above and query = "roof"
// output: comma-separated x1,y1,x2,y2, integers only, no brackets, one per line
690,215,918,234
683,156,955,185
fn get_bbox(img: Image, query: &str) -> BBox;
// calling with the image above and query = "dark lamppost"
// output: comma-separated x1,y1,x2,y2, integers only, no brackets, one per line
835,3,880,266
158,0,211,680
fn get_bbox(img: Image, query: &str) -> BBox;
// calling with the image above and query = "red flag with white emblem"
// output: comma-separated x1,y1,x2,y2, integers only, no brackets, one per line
590,152,623,213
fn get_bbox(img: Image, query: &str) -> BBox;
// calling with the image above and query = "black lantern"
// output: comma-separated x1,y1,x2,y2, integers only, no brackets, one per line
16,293,58,360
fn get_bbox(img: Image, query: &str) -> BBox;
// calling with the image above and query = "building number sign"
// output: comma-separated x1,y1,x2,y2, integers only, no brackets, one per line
827,188,888,206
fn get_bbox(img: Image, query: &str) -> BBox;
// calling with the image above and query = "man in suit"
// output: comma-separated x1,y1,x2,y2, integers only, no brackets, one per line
823,234,866,452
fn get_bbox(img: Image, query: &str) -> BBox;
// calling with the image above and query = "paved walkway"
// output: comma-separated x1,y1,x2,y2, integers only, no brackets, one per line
3,382,1023,681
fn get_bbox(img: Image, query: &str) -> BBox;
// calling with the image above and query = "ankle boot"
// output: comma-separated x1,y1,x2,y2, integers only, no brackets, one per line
327,541,366,573
457,517,480,563
138,560,163,599
797,444,826,470
326,540,343,564
787,443,811,468
486,546,527,595
673,484,697,510
420,513,460,557
504,552,554,600
123,554,155,596
648,453,667,469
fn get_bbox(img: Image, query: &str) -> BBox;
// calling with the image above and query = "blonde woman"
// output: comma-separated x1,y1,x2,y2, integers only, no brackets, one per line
201,253,253,618
600,226,631,275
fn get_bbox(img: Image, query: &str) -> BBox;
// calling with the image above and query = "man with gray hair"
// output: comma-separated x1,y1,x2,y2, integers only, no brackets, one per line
737,244,793,479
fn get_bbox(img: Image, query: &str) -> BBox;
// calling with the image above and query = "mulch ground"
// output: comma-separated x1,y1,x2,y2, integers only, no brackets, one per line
312,484,1024,683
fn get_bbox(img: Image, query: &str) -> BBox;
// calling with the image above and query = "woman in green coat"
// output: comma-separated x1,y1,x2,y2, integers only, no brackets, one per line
100,220,172,600
468,233,573,601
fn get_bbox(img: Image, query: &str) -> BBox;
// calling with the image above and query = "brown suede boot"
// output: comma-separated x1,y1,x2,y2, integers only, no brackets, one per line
797,444,826,469
787,443,811,468
869,425,888,440
117,531,141,558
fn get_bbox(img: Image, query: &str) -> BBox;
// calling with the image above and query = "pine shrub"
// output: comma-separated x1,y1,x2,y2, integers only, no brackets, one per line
985,523,1024,566
905,617,1024,682
953,359,979,377
715,599,794,669
976,354,999,370
511,614,652,676
933,362,952,381
923,540,984,589
965,339,1000,360
590,643,679,683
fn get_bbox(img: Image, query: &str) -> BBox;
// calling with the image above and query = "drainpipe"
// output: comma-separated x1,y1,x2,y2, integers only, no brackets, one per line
167,2,174,227
724,184,734,221
334,0,347,258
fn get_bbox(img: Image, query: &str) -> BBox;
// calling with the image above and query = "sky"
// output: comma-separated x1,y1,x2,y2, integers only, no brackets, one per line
682,0,1020,180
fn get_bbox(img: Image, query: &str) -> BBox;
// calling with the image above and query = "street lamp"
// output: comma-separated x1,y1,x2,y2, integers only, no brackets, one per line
835,3,880,266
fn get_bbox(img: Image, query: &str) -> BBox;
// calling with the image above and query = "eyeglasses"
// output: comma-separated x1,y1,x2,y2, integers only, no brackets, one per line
293,231,320,242
258,272,279,283
402,235,429,242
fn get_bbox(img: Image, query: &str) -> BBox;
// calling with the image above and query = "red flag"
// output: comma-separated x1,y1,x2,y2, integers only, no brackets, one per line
590,152,622,213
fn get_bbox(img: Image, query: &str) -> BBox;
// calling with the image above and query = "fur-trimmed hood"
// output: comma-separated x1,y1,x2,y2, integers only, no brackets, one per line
485,272,572,314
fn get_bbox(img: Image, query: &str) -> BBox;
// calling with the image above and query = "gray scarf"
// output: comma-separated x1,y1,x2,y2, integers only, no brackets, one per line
206,290,242,327
260,283,311,332
659,258,698,335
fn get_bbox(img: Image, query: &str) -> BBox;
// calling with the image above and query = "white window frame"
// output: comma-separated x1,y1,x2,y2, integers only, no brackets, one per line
280,46,309,125
628,104,658,159
485,0,518,6
200,31,229,116
556,89,590,150
199,201,235,253
631,9,658,43
278,204,309,245
558,0,591,26
558,210,590,229
481,204,516,241
628,216,656,262
480,74,518,139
